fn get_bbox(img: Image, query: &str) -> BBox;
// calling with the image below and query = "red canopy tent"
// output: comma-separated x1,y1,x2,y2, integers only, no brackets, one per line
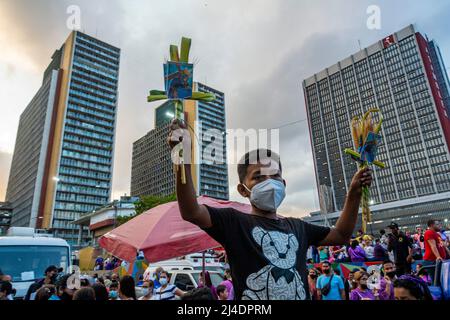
98,196,251,263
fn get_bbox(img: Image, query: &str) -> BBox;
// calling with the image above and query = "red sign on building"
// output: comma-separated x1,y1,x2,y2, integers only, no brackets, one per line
382,35,395,48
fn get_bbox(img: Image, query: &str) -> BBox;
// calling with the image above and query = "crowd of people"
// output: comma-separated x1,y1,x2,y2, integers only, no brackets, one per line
0,265,235,301
309,220,449,267
1,218,448,301
306,219,450,300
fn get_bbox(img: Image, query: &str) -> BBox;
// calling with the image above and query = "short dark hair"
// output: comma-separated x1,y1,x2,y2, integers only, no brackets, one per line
73,287,96,301
380,229,386,235
216,284,227,296
237,149,282,183
0,280,13,295
119,275,136,300
35,285,56,301
321,261,331,266
427,219,438,227
92,283,109,301
382,260,394,267
109,281,119,290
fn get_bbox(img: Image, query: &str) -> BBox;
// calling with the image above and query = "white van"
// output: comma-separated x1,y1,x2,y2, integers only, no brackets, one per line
0,228,71,299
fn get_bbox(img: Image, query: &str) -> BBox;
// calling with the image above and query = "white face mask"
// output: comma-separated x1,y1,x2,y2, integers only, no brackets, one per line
243,179,286,212
159,278,168,286
142,288,150,296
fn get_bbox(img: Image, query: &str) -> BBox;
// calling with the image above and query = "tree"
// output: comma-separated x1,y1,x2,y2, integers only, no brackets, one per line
116,194,177,226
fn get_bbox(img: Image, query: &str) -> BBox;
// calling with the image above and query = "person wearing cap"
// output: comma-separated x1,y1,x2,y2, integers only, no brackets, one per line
24,265,62,300
387,222,413,276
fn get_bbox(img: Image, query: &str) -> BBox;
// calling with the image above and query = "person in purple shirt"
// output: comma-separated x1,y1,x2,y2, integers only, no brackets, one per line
348,240,367,262
378,260,396,300
219,269,234,300
350,271,376,300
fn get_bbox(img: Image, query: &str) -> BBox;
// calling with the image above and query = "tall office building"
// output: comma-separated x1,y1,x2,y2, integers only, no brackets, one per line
131,121,174,197
302,25,450,231
131,82,229,200
6,31,120,244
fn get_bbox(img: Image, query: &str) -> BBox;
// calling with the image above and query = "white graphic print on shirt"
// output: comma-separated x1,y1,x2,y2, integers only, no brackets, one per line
241,226,306,300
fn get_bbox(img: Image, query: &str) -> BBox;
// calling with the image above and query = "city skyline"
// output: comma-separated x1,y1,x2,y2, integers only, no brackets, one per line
1,0,450,218
303,24,450,231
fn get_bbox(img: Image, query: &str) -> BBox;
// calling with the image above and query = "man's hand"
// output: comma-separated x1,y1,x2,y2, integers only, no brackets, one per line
168,119,211,228
348,167,373,196
318,167,373,246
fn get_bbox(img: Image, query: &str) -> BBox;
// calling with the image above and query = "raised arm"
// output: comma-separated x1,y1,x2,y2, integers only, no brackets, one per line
319,167,373,246
168,119,211,228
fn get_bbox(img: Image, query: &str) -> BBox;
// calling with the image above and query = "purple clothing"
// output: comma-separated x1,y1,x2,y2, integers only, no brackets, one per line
349,246,366,262
378,277,395,300
350,288,376,300
220,280,234,300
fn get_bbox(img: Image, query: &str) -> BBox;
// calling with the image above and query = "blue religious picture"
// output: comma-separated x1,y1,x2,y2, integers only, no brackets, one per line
360,131,382,164
164,62,194,99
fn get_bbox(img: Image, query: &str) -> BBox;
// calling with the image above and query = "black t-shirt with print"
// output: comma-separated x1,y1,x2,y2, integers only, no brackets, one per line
201,205,330,300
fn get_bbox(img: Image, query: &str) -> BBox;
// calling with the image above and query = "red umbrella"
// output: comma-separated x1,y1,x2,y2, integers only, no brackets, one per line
98,195,251,263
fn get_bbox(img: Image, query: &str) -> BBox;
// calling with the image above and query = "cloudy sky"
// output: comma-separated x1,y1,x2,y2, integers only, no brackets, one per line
1,0,449,217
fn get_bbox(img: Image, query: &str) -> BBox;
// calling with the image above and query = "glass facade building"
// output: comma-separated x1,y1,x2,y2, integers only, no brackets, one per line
197,83,229,200
6,31,120,245
53,32,120,242
303,25,450,231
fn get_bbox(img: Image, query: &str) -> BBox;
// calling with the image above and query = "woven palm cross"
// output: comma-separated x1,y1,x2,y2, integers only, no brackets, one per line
147,37,215,184
344,108,385,233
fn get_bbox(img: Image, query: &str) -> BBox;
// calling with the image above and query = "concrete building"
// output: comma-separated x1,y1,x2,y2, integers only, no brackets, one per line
131,121,174,197
302,25,450,232
6,31,120,245
131,82,229,200
72,196,138,247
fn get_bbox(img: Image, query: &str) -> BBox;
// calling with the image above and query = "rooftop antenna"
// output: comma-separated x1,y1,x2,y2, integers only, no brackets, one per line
358,39,362,51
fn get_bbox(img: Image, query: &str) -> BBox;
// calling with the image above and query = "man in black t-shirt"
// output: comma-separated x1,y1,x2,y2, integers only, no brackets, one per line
168,121,373,300
387,222,413,276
